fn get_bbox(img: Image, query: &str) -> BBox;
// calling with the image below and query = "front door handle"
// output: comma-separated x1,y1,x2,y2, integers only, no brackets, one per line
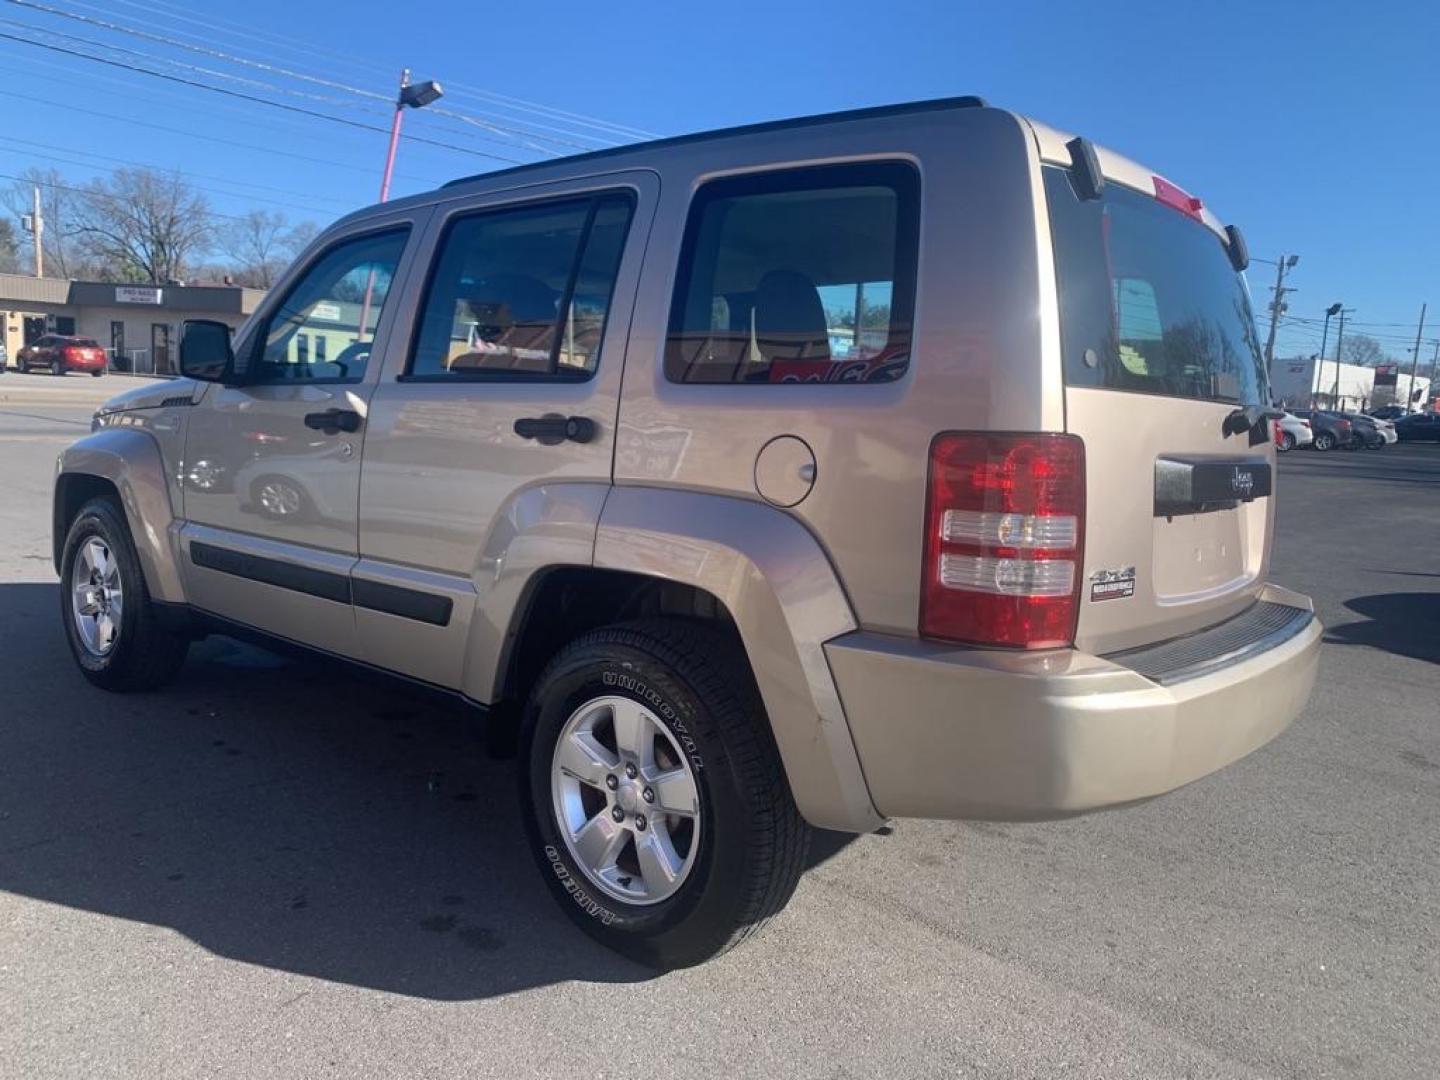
513,414,597,445
304,408,362,435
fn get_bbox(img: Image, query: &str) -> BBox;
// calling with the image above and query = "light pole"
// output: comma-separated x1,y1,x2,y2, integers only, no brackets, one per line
357,69,442,346
378,69,443,204
1330,307,1350,410
1313,302,1341,409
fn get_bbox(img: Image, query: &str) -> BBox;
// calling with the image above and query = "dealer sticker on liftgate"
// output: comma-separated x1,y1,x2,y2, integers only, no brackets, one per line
1090,566,1136,602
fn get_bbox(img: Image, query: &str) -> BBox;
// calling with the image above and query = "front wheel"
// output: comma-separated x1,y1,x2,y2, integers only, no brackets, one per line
520,619,809,969
59,498,189,691
1312,432,1335,451
49,358,63,376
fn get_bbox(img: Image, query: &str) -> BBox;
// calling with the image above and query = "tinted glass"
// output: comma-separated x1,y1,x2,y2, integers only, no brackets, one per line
665,163,919,385
410,193,633,379
1045,167,1267,406
253,228,408,384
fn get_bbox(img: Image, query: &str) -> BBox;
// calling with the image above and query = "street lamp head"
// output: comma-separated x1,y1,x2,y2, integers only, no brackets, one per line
1285,254,1299,268
399,79,443,109
1326,302,1343,317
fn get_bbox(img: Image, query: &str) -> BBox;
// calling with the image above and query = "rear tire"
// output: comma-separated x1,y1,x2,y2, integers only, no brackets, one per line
1279,432,1296,452
519,618,809,969
1313,432,1334,451
59,497,189,691
49,358,63,376
91,370,103,378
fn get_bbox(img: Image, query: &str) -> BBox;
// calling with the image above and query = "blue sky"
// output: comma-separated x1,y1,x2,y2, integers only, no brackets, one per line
1,0,1436,363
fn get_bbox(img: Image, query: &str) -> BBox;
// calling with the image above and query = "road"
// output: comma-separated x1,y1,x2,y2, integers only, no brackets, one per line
1,403,1437,1079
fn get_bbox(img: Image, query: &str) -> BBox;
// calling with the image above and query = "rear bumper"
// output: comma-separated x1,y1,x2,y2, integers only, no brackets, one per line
826,583,1320,821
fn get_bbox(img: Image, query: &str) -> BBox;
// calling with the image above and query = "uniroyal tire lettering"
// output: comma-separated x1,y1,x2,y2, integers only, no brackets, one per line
601,671,704,770
544,845,619,925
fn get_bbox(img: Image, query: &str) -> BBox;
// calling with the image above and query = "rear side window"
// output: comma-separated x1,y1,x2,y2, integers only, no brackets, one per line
409,193,634,381
665,163,919,385
1045,166,1267,406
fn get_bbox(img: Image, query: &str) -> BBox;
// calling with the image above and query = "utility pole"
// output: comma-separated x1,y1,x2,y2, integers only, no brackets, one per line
25,185,43,278
1330,308,1349,409
1262,254,1298,377
1405,302,1427,414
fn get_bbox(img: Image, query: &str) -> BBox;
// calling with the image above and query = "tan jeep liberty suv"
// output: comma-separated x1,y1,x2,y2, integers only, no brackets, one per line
53,97,1321,968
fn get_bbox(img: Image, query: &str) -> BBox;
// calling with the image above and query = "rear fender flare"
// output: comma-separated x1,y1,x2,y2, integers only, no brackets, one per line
593,486,882,833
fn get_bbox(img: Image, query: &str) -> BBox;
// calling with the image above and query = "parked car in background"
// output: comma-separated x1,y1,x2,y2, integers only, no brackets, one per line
0,338,8,373
1395,412,1440,442
15,335,108,376
1341,413,1392,449
1367,404,1409,421
1274,411,1314,452
1290,409,1354,451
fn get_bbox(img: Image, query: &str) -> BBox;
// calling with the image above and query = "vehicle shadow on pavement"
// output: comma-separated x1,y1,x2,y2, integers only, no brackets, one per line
0,582,851,998
1324,592,1440,666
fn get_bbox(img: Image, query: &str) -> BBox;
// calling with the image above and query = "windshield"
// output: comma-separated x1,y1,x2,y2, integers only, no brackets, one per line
1045,166,1267,406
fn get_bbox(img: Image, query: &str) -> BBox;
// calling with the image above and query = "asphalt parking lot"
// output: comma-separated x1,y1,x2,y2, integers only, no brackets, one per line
1,401,1437,1080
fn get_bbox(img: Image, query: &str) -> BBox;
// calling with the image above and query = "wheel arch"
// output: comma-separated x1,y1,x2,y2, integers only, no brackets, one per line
54,429,186,604
574,486,882,833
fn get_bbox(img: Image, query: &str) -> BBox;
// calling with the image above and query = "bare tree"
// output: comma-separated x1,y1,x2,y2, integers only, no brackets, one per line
0,217,18,273
219,209,317,288
1340,333,1387,368
73,168,214,284
2,168,85,277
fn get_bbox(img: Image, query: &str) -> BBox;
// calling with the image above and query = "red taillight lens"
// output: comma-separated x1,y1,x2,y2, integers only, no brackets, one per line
921,433,1085,649
63,347,80,362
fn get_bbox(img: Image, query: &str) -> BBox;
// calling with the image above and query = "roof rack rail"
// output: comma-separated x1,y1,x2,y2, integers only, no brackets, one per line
440,95,989,190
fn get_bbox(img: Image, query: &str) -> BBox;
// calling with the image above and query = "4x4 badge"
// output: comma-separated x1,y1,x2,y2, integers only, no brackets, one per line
1090,566,1136,602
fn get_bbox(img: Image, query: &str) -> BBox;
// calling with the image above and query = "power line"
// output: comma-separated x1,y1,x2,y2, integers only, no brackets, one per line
0,167,275,224
0,27,529,165
3,0,612,152
0,87,446,186
0,135,346,214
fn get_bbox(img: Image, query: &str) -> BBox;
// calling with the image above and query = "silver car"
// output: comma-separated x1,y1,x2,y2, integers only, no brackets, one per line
53,96,1320,967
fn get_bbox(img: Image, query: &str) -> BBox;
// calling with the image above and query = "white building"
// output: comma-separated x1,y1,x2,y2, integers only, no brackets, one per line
1270,354,1432,413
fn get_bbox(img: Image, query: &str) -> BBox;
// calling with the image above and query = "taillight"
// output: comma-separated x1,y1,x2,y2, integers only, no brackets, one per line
921,433,1085,649
1152,175,1205,221
1301,421,1311,429
63,347,80,362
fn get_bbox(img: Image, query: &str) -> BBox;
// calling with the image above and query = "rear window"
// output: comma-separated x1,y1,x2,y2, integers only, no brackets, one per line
665,162,919,385
70,338,100,348
1044,166,1266,406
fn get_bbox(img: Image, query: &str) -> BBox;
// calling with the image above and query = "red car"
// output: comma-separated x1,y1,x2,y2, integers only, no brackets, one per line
15,334,107,376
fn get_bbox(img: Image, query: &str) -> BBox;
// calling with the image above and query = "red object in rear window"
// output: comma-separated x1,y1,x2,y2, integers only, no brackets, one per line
1152,175,1205,220
921,433,1086,649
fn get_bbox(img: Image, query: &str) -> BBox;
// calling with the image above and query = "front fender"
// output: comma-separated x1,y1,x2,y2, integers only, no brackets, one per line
594,487,882,833
54,428,186,604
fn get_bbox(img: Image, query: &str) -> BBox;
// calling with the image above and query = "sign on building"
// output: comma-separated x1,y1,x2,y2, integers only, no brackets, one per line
312,301,342,321
115,286,163,305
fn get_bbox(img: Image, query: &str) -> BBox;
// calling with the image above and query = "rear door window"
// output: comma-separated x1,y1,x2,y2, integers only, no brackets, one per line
665,162,920,385
408,193,634,381
1045,167,1266,406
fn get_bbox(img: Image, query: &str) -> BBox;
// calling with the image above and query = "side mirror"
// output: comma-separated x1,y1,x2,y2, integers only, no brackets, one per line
179,319,235,383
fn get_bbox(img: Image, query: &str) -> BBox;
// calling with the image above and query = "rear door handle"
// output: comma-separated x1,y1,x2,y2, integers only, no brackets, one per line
513,414,597,445
304,408,362,435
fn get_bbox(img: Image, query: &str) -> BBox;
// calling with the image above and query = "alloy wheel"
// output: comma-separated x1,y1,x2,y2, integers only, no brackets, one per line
550,694,701,906
70,536,124,656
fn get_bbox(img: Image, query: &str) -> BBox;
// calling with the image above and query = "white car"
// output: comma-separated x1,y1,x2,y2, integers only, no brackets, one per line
1370,417,1399,445
1275,411,1315,451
